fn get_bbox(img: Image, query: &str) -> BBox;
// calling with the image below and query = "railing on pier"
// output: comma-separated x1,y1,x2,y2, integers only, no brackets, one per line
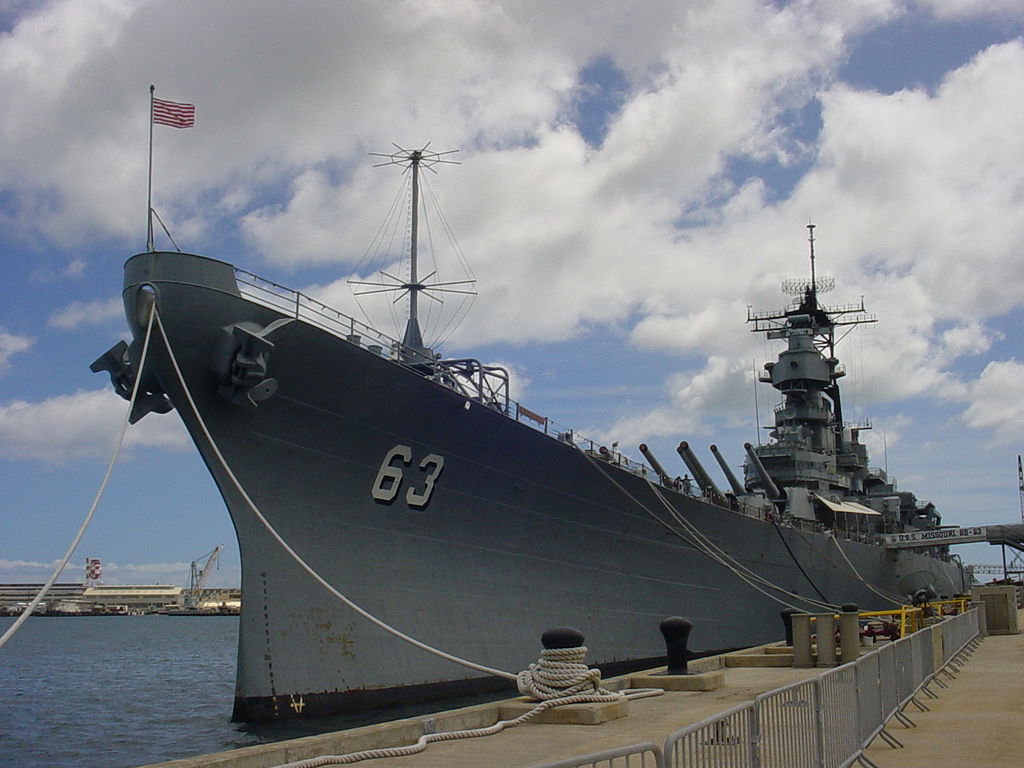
526,609,983,768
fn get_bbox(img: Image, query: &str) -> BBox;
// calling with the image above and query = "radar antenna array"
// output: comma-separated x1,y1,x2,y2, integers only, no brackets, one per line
348,143,477,357
782,275,835,296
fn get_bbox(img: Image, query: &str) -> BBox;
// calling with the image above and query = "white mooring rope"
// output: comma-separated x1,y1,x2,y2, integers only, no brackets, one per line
0,307,157,651
275,648,661,768
153,309,517,681
274,694,613,768
516,646,614,700
826,533,906,605
582,448,838,613
154,307,662,767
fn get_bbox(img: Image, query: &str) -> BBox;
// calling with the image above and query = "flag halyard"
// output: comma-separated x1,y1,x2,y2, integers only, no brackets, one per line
152,97,196,129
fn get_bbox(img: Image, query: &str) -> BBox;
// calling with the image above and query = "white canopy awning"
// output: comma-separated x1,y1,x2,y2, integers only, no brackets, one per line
845,500,883,516
814,494,882,516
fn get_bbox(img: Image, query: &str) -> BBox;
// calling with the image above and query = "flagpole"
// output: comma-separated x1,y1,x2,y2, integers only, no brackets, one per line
147,84,155,252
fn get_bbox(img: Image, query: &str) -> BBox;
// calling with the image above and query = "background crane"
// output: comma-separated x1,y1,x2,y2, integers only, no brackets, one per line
184,545,222,610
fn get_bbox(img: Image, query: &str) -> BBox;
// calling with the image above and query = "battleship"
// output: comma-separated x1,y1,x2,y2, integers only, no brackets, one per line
94,148,970,721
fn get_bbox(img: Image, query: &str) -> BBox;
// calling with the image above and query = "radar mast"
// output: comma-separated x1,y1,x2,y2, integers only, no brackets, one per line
348,143,477,362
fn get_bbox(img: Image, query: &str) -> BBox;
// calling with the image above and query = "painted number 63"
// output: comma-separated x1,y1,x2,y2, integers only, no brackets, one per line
371,444,445,508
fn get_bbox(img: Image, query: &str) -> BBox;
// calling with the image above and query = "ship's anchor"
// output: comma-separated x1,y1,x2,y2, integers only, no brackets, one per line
90,339,174,423
211,318,293,409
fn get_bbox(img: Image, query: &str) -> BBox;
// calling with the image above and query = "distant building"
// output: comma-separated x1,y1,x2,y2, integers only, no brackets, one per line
196,588,242,612
82,584,183,611
0,583,85,612
1,583,241,614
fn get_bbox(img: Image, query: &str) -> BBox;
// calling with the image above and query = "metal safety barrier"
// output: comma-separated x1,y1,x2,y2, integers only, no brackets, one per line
817,663,859,768
665,702,755,767
660,609,981,768
526,742,664,768
530,610,981,768
755,678,820,768
892,637,911,705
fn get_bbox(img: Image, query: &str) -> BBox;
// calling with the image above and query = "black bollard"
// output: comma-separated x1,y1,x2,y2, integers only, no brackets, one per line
660,617,693,675
541,626,585,650
780,608,799,646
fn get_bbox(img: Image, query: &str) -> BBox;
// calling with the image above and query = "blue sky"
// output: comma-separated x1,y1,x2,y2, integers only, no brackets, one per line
1,0,1023,589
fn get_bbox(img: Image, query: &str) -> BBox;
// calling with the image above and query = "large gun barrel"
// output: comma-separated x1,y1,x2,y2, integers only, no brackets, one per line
639,443,671,486
709,444,746,496
677,441,724,501
744,442,782,500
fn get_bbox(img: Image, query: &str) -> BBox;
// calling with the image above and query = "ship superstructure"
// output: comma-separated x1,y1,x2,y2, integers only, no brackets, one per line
744,225,941,537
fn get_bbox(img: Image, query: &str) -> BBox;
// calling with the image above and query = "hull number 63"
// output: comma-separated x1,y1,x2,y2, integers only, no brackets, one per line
371,444,445,508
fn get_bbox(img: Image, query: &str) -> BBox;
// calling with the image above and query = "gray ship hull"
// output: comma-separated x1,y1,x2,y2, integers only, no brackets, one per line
120,251,968,720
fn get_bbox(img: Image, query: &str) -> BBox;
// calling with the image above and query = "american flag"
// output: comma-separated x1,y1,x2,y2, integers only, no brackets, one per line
152,97,196,128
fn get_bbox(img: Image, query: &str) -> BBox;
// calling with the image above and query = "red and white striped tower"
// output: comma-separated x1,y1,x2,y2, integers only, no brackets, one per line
84,557,102,585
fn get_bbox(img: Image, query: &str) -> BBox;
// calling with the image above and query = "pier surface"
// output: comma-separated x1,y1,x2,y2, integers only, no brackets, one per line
143,616,1023,768
861,620,1024,767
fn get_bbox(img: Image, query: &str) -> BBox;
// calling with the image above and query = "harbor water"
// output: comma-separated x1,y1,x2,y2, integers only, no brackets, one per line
0,615,507,768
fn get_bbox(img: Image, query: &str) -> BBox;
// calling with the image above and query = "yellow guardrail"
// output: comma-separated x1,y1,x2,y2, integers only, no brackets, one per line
857,606,923,638
929,596,970,615
848,597,969,639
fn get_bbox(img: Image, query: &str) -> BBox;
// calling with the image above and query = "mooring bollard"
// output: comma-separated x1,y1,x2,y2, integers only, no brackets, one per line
541,626,586,650
780,608,799,646
815,613,836,667
660,617,693,675
792,613,813,668
839,607,860,663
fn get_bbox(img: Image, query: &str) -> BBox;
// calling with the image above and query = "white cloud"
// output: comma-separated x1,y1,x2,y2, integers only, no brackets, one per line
100,559,238,587
961,359,1024,444
0,328,32,372
0,557,60,571
29,256,87,282
0,557,240,588
918,0,1024,21
0,388,189,463
0,0,1020,459
48,296,123,329
617,38,1024,435
604,355,755,445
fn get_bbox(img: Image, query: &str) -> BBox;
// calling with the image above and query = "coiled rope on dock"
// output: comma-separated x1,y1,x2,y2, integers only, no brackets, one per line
0,307,157,652
274,646,660,768
273,694,614,768
516,645,614,699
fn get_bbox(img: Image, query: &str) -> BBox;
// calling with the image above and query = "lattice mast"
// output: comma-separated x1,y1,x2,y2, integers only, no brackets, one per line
1018,454,1023,525
747,223,877,428
1008,455,1024,580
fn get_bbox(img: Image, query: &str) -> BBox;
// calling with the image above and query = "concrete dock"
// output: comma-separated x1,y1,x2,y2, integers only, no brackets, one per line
861,618,1024,766
144,611,1022,768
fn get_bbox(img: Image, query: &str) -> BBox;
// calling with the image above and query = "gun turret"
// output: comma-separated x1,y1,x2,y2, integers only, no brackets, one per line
639,443,672,486
710,444,746,496
677,442,725,503
744,442,782,501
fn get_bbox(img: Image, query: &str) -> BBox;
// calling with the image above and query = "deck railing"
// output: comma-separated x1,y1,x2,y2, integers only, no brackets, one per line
235,267,656,478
